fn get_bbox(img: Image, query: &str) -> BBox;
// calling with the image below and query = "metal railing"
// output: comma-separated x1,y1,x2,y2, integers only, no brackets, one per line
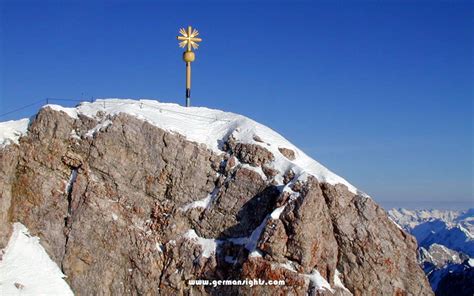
1,98,232,123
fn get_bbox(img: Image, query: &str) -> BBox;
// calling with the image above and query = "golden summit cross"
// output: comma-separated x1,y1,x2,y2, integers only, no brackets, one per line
177,26,202,51
177,26,202,107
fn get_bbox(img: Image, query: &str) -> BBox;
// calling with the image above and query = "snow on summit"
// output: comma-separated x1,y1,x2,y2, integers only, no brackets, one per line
4,98,361,194
49,99,360,194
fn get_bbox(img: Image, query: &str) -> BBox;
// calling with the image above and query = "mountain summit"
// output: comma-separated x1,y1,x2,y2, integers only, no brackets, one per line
0,99,432,295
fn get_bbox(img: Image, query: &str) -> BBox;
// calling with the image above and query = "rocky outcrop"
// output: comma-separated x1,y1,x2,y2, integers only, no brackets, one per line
0,103,433,295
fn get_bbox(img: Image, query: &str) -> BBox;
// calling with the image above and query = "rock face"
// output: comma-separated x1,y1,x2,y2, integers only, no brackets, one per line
0,101,433,295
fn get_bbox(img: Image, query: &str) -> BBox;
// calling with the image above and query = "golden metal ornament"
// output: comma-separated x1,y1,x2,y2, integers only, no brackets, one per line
177,26,202,107
177,27,202,51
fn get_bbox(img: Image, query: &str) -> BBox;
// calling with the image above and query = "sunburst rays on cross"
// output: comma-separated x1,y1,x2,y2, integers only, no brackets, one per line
176,25,203,107
177,26,202,51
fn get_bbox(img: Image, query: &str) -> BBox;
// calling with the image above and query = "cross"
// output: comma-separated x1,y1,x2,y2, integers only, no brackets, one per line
177,26,203,107
177,26,202,52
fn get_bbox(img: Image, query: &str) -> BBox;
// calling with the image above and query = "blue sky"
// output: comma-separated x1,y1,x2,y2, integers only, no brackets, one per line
1,1,472,209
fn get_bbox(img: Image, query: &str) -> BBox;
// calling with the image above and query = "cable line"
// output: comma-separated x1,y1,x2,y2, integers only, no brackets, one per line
0,99,45,118
1,98,232,123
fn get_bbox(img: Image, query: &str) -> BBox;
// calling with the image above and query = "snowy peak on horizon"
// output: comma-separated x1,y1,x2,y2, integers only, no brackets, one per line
389,208,474,230
389,208,474,257
418,243,468,268
0,98,362,196
390,208,474,293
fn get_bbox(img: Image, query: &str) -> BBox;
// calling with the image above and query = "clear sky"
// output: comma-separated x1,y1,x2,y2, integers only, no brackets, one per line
1,0,472,209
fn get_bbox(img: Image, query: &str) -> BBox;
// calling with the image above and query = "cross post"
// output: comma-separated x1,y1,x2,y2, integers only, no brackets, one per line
177,26,202,107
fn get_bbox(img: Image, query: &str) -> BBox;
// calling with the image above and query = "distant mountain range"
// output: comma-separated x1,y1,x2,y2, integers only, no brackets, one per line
389,208,474,296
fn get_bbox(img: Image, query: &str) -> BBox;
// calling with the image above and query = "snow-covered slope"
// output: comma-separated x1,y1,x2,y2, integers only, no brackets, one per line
0,223,73,295
0,119,30,148
11,98,362,195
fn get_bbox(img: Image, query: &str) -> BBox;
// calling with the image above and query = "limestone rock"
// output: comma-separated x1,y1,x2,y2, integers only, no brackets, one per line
278,147,296,160
0,104,433,295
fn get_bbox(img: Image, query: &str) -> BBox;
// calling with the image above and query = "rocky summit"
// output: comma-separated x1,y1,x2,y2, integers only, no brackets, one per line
0,99,433,295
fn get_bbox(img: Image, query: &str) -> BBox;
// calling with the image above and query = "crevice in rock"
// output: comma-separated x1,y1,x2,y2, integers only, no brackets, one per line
65,169,78,217
61,167,79,272
158,252,173,290
319,182,354,293
61,142,93,273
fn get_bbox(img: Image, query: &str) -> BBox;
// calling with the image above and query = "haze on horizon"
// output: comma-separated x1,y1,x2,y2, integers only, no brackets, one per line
0,1,472,210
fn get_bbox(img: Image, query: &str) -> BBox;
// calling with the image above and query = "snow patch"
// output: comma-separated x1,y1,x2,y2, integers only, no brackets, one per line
0,118,29,147
278,261,297,272
46,104,79,119
305,269,334,293
249,250,263,258
458,225,474,239
246,220,267,249
270,206,286,220
388,216,404,231
334,269,352,294
181,187,219,211
0,223,74,295
156,243,164,253
85,120,112,138
70,130,81,140
184,229,219,258
229,216,269,252
66,169,78,194
182,195,212,211
240,164,267,180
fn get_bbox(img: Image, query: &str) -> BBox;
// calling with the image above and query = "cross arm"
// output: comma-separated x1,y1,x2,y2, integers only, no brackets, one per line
177,36,202,42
